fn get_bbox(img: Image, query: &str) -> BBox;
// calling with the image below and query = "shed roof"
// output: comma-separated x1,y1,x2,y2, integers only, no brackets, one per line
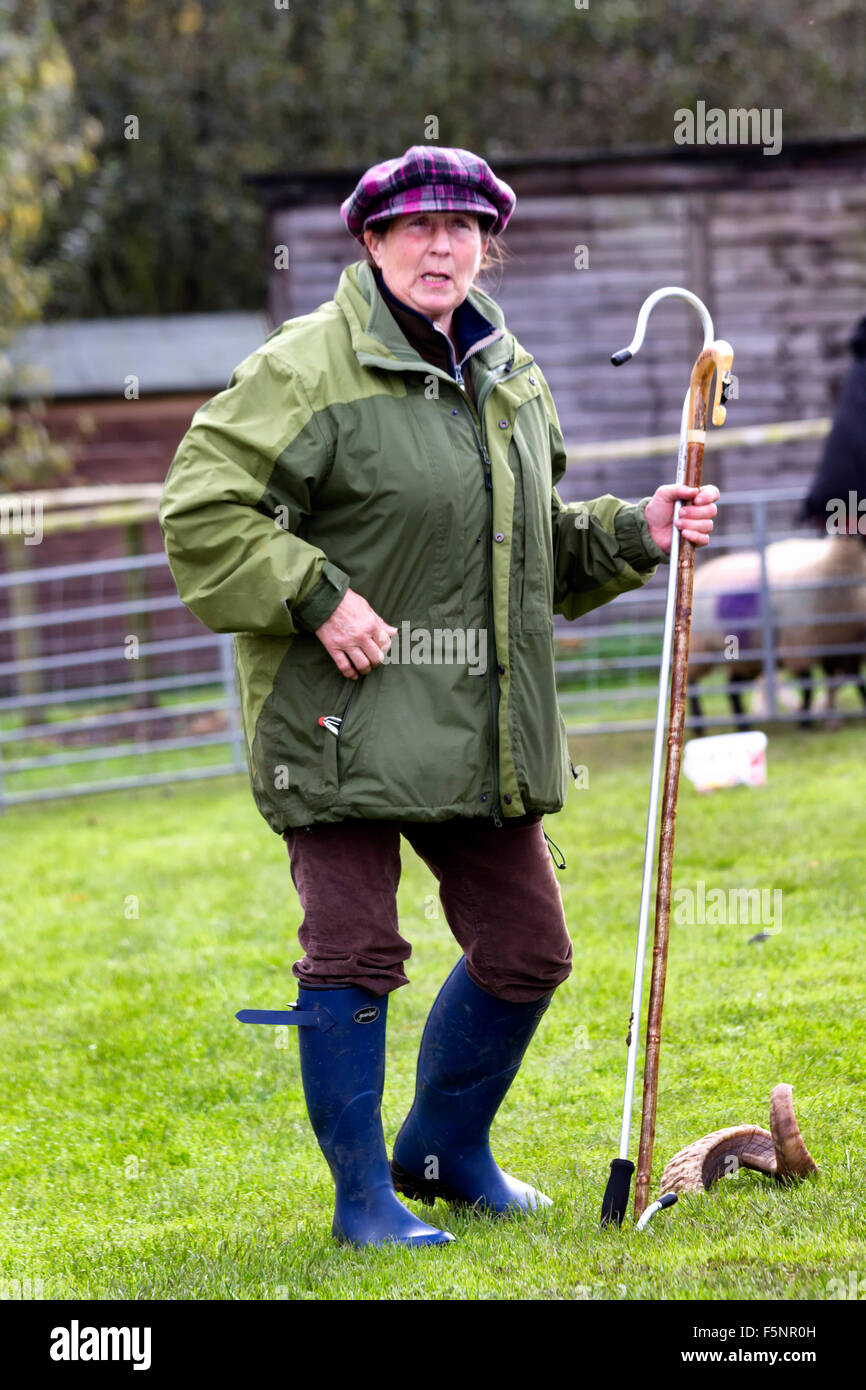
243,134,866,210
9,312,271,399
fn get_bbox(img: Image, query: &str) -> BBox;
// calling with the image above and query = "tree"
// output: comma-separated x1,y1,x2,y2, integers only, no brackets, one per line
26,0,866,320
0,0,100,487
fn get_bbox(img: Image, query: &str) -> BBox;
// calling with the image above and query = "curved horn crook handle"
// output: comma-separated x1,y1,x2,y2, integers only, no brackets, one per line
610,285,715,365
703,341,735,427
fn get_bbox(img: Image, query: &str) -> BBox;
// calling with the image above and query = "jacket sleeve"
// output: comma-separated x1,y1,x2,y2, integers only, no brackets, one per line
158,345,349,637
538,376,669,620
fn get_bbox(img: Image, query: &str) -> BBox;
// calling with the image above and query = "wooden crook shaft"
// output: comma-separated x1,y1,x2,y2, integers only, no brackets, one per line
633,341,734,1222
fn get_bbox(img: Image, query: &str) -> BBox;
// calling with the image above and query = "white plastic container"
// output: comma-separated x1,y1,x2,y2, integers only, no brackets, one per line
682,731,768,792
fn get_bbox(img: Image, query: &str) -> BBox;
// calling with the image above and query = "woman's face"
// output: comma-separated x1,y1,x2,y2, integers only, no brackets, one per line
364,211,490,326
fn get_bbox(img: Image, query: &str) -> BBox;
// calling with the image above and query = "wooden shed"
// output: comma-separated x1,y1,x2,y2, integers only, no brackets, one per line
246,135,866,514
8,313,269,495
1,314,268,695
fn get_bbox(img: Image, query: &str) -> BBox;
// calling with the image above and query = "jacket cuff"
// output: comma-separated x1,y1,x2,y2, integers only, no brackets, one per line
614,498,669,570
291,561,350,633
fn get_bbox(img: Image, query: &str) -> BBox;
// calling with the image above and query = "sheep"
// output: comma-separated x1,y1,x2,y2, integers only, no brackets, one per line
688,536,866,729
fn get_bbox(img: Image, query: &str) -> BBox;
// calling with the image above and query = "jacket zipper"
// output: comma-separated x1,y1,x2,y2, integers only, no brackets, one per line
481,440,501,827
455,358,535,827
432,321,502,389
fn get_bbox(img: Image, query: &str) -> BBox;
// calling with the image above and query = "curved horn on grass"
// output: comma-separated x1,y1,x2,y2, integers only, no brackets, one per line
770,1083,818,1181
659,1085,818,1194
660,1125,777,1193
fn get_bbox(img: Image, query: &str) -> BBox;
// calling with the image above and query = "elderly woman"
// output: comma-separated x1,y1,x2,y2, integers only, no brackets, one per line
159,145,719,1249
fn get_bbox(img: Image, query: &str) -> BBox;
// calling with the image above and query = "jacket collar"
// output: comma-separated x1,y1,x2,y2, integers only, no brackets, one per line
335,260,517,374
372,266,502,368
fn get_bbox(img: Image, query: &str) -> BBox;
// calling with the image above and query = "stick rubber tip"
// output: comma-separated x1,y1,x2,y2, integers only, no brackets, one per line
610,349,632,366
600,1157,635,1227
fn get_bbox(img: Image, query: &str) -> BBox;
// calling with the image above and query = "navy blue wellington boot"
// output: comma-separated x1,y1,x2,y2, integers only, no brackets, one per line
294,986,455,1247
390,958,554,1215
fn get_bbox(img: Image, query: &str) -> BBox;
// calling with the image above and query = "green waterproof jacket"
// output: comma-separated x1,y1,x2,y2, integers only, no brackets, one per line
159,260,668,834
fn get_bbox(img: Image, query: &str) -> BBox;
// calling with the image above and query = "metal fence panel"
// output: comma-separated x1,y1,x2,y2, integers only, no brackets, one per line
0,548,247,811
0,480,863,810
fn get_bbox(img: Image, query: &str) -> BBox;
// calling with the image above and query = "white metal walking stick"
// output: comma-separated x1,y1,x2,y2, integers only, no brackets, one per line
599,288,734,1229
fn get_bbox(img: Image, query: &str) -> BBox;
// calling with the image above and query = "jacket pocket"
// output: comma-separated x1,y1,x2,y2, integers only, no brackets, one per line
324,668,383,793
254,637,348,815
509,629,568,811
319,678,349,797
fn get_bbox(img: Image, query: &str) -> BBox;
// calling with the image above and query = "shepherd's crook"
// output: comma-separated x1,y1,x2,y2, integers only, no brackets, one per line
599,288,733,1229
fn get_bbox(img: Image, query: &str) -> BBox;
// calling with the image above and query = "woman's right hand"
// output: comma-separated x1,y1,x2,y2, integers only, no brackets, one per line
315,588,398,679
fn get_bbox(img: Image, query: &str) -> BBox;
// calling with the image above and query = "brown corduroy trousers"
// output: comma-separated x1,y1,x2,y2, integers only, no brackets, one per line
282,813,573,1003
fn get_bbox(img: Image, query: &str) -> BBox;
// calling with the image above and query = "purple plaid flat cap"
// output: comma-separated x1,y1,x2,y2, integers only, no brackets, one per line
340,145,516,242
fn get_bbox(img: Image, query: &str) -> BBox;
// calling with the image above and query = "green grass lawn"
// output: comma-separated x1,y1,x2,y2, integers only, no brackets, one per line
0,724,864,1301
